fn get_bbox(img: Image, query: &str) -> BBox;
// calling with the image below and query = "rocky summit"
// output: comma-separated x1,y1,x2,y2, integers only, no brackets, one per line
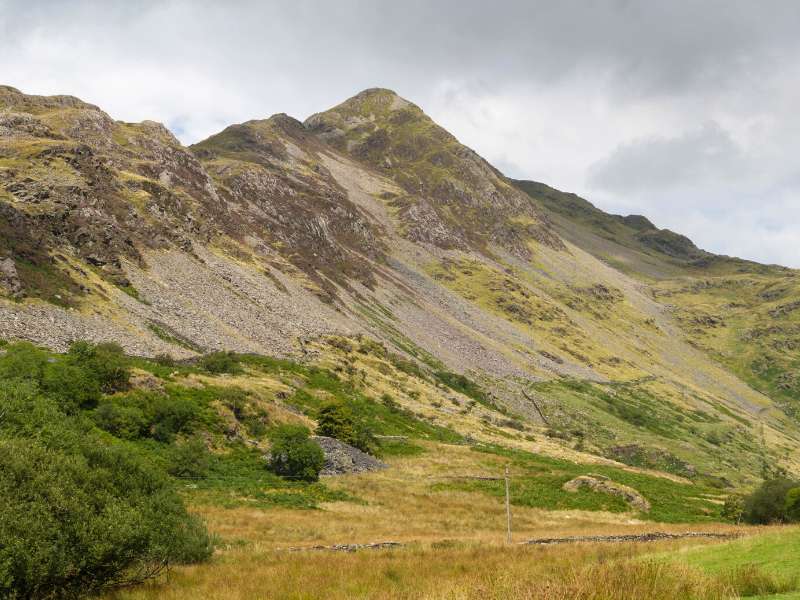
1,84,800,487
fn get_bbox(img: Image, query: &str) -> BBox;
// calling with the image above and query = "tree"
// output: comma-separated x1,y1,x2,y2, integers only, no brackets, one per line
742,478,799,524
267,424,324,482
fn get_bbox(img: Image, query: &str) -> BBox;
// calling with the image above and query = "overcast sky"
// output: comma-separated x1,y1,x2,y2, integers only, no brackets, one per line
2,1,800,267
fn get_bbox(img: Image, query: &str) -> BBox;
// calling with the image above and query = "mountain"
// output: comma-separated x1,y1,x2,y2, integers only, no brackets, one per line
1,84,799,487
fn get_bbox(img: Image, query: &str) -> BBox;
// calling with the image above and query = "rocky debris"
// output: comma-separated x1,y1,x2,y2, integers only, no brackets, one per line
521,531,738,546
770,300,800,318
563,474,651,512
0,257,22,298
286,541,402,552
313,435,387,476
606,444,697,479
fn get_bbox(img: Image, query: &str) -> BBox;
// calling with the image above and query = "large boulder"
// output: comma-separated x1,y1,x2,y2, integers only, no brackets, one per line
563,474,651,512
312,436,387,476
0,258,22,298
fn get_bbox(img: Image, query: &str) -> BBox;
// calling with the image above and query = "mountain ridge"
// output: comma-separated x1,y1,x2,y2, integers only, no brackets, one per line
1,84,799,486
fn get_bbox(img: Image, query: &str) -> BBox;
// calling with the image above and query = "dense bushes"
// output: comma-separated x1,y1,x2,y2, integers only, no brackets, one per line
93,391,201,442
740,478,800,524
0,378,214,599
197,351,242,375
0,340,129,413
267,424,325,482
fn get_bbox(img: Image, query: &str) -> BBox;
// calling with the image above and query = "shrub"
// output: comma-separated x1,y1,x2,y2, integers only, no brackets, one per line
67,340,130,393
198,351,242,375
0,342,48,381
742,478,799,524
41,361,102,411
785,486,800,522
151,396,198,443
721,494,745,523
0,381,214,598
93,401,147,439
169,436,212,479
267,424,324,482
93,393,200,443
154,353,177,367
316,402,377,454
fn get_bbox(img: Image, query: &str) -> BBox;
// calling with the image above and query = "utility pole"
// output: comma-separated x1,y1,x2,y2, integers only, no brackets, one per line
504,465,512,544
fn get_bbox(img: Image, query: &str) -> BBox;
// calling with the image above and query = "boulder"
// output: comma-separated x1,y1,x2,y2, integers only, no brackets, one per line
563,474,651,512
312,436,387,476
0,257,22,298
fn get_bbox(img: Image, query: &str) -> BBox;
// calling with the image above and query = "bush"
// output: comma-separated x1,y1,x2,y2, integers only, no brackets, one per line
785,486,800,522
721,494,744,523
0,341,128,413
67,340,130,393
742,478,800,524
316,402,377,454
0,381,214,598
198,351,242,375
94,401,147,439
169,436,212,479
0,341,48,381
267,424,324,482
41,361,102,411
94,393,200,443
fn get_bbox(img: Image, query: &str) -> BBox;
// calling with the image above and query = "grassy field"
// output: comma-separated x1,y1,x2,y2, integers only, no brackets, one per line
105,528,800,600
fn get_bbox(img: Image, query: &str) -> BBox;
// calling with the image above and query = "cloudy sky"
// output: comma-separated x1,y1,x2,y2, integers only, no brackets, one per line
2,1,800,267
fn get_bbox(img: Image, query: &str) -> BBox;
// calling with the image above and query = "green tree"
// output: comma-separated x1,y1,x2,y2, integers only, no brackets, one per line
267,424,324,482
742,478,799,524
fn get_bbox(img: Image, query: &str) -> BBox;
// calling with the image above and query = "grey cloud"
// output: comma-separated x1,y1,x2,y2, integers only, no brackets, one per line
587,122,748,194
1,0,800,266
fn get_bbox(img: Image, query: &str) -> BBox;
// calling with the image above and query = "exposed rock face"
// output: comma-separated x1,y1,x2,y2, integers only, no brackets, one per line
563,474,651,512
0,257,22,297
313,436,387,476
304,88,564,257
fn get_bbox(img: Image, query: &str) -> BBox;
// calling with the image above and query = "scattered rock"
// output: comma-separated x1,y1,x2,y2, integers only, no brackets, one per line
286,541,402,552
522,531,738,546
313,435,387,476
563,474,651,512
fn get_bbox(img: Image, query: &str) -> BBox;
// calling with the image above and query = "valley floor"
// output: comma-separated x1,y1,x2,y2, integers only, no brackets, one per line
105,444,799,600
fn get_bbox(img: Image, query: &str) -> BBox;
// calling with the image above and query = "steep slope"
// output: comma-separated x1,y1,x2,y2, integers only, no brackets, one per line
515,179,800,425
0,85,798,487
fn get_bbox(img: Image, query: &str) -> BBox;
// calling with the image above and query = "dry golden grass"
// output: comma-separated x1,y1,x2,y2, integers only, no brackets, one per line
106,436,765,600
107,539,742,600
190,441,741,550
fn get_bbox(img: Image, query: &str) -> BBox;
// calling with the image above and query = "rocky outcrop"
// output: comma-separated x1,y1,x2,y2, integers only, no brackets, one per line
563,474,651,512
0,257,22,298
313,436,387,476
